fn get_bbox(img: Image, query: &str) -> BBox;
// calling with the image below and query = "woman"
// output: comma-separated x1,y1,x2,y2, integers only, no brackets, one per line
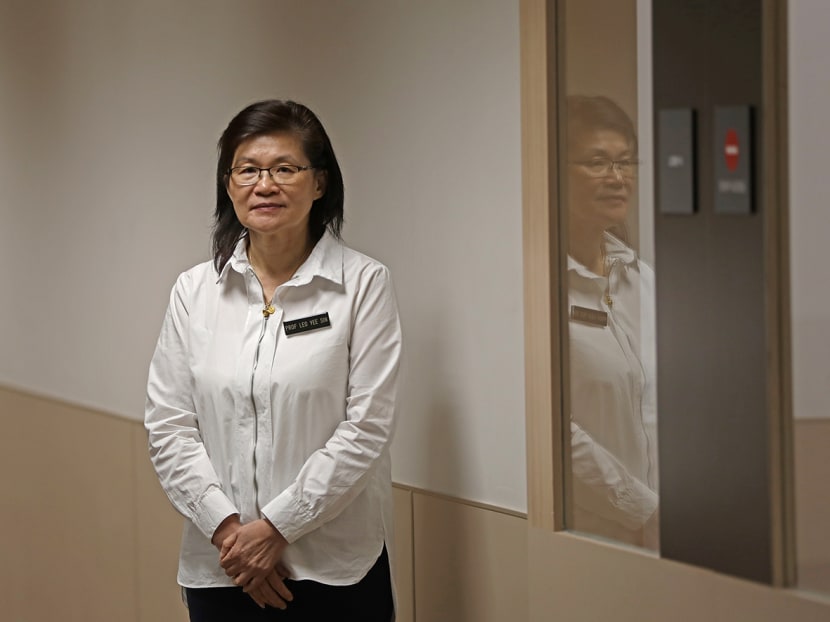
565,95,659,550
145,100,402,620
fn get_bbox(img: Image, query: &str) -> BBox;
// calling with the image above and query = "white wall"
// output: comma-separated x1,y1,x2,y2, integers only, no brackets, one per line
0,0,526,512
789,0,830,420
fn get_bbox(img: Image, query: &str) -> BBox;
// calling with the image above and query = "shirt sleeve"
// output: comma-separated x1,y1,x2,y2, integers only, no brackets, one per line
261,264,402,543
144,271,239,540
570,420,658,530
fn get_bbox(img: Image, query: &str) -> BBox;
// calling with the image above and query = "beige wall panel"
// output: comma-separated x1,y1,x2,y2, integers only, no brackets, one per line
528,528,712,622
132,425,190,622
528,528,830,622
0,387,137,621
413,493,528,622
794,419,830,593
392,486,415,622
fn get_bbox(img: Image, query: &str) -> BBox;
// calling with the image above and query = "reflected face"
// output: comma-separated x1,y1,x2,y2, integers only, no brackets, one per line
226,132,325,239
567,129,636,232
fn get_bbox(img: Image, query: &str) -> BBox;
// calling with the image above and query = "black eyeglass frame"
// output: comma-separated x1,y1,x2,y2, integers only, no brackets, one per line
226,164,317,186
569,158,642,177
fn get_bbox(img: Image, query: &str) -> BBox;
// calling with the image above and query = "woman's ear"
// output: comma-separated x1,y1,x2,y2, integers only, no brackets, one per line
314,171,328,199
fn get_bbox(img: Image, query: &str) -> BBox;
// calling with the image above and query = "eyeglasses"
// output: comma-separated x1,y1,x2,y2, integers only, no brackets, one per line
570,158,641,178
228,164,315,186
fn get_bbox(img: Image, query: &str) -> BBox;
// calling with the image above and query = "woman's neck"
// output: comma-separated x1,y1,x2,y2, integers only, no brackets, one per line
247,230,314,290
569,223,607,276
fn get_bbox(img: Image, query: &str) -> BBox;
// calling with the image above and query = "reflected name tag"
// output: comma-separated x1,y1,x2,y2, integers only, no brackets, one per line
283,312,331,336
570,305,608,327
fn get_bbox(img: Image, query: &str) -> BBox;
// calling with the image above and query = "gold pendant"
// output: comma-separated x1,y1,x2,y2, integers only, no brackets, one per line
605,293,613,308
263,305,275,317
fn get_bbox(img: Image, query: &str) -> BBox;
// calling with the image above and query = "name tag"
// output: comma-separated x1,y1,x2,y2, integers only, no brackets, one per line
570,305,608,327
283,312,331,336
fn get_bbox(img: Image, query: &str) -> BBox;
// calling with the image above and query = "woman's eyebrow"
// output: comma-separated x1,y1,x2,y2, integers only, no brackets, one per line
579,148,633,158
232,154,299,166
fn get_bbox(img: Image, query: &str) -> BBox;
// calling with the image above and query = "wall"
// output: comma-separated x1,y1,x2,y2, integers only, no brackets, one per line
3,0,830,621
789,0,830,593
789,0,830,421
653,0,771,582
0,0,526,512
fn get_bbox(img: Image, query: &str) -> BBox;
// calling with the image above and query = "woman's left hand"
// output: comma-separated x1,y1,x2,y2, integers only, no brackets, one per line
219,518,289,592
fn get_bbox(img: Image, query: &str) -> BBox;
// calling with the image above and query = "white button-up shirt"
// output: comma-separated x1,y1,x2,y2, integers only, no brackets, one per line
145,232,402,588
568,233,659,545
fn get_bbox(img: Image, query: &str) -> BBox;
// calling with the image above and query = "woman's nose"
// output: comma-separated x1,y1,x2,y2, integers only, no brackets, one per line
255,171,281,192
604,168,625,185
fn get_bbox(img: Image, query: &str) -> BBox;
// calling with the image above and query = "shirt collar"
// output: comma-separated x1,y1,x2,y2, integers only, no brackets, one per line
215,231,344,286
567,231,638,277
293,231,344,286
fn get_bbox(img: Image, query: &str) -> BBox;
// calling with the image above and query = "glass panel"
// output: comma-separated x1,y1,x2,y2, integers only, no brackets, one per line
791,1,830,596
559,0,659,551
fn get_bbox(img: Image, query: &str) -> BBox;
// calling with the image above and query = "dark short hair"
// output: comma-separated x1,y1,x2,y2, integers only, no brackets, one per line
566,95,638,153
212,100,345,273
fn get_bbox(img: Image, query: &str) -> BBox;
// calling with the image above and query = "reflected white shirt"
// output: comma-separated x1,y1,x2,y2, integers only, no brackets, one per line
145,232,402,587
568,233,659,542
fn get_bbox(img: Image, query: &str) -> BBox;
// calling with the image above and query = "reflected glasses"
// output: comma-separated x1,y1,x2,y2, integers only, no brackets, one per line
571,158,641,178
228,164,315,186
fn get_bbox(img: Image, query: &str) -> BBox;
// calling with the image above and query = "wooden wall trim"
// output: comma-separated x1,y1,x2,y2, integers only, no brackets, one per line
520,0,562,531
520,0,570,533
0,381,133,424
763,0,795,588
393,483,527,520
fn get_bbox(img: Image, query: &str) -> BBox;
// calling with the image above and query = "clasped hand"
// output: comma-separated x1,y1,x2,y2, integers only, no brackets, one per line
213,516,293,610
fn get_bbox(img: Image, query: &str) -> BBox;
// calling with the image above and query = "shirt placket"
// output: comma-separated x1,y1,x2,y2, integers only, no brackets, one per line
602,265,653,484
253,294,282,513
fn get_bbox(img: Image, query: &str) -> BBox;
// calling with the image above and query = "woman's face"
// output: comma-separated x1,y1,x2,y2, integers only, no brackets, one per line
226,132,325,240
567,128,636,232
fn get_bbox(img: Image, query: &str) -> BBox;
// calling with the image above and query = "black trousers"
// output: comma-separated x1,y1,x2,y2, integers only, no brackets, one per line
185,547,393,622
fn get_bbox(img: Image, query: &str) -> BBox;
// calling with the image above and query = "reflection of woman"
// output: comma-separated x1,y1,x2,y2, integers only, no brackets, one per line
566,95,658,549
145,100,402,620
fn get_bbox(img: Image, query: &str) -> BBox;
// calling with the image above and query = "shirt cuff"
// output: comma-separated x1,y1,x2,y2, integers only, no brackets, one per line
191,486,239,540
615,484,659,530
261,485,313,544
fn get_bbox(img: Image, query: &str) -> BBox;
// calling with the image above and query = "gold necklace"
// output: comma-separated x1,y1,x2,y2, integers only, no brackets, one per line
601,244,614,308
252,244,312,318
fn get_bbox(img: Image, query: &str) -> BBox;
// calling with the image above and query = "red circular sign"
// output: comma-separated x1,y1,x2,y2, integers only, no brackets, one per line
724,128,740,172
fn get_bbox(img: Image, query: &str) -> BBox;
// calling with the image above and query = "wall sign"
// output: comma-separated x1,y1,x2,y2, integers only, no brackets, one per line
714,106,754,215
657,108,696,215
